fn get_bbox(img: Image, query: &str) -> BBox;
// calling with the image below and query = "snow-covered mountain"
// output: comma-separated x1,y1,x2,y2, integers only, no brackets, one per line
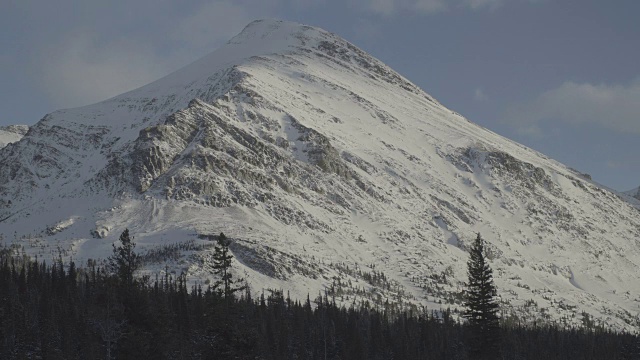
0,125,28,149
625,186,640,200
1,20,640,330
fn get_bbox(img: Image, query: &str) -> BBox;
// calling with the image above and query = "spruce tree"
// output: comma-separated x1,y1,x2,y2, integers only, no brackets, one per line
108,229,140,288
464,233,501,359
212,232,244,300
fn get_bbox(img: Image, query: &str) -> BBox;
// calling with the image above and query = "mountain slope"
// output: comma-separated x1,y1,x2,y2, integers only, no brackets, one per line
625,186,640,200
0,125,29,149
1,20,639,330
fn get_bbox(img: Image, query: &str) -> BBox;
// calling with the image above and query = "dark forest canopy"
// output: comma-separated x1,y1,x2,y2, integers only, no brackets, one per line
0,235,636,359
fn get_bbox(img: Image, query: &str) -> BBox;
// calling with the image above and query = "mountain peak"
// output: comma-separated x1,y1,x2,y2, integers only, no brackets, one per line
218,18,329,61
228,19,322,46
88,19,426,123
125,20,329,101
3,19,640,331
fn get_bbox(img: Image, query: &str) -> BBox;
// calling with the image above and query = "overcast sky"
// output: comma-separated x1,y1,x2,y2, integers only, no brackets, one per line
1,0,638,191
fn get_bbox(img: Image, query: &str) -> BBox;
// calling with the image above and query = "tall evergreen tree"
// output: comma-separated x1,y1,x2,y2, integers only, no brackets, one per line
464,233,501,359
108,229,140,288
212,232,244,300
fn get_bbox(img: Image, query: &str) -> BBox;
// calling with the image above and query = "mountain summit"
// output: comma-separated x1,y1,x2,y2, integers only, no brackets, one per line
1,20,639,330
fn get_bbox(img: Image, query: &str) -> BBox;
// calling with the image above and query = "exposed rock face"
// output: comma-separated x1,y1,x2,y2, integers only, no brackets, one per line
1,20,640,330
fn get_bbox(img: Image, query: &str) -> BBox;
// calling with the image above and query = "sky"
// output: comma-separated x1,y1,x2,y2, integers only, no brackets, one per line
1,0,639,191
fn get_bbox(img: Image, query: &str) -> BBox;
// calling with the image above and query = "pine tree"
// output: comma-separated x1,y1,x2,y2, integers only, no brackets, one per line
464,233,501,359
108,229,140,288
212,232,244,300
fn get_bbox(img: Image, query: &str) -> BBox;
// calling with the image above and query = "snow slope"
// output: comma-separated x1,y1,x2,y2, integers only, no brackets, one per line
624,187,640,201
0,125,28,149
1,20,640,330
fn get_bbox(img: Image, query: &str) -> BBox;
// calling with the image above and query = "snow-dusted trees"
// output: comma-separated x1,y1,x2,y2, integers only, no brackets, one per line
464,232,501,359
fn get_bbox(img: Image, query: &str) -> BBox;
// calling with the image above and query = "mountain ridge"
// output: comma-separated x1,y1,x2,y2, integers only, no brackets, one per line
1,19,640,330
624,186,640,200
0,124,29,149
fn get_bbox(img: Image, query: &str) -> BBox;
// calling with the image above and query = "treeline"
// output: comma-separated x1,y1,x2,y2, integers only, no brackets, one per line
0,245,637,359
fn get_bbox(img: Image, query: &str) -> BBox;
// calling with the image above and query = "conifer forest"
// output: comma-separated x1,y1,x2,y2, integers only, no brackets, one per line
0,230,636,359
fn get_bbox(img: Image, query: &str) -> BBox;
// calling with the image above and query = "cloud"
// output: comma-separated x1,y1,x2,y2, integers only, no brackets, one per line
287,0,326,8
606,159,640,171
171,1,261,56
414,0,448,13
355,0,447,15
37,34,172,108
353,18,381,40
514,124,543,138
364,0,397,15
356,0,538,15
463,0,504,10
473,87,488,102
463,0,545,11
33,1,275,109
503,79,640,135
22,0,544,110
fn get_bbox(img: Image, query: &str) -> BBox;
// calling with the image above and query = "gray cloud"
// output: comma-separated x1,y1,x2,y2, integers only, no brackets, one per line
607,159,640,171
287,0,326,8
363,0,397,15
171,1,261,55
414,0,448,13
463,0,505,10
37,34,171,108
503,79,640,135
356,0,538,15
31,1,276,109
356,0,446,15
25,0,546,109
353,18,381,40
473,87,488,102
